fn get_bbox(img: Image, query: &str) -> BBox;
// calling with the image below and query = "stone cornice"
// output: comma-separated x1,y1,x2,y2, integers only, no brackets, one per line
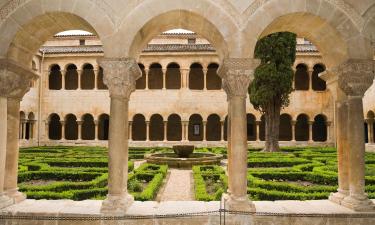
98,58,141,99
0,59,39,99
218,58,260,98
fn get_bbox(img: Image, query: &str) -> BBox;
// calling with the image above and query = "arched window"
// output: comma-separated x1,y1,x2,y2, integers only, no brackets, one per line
224,116,228,141
136,64,146,89
294,64,309,90
313,114,327,141
97,67,107,90
49,65,62,90
81,64,95,90
148,63,163,89
188,114,203,141
295,114,309,141
279,114,292,141
49,114,61,140
65,114,78,140
19,112,26,139
166,63,181,89
189,63,204,90
312,64,326,91
247,114,256,141
167,114,182,141
150,114,164,141
132,114,146,141
82,114,95,140
98,114,109,140
206,63,221,90
26,112,35,140
206,114,221,141
65,64,78,90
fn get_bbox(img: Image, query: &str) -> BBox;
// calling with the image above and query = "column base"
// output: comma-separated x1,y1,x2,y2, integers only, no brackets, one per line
222,193,256,212
341,194,375,212
0,194,13,209
329,189,349,204
101,193,134,216
5,188,26,203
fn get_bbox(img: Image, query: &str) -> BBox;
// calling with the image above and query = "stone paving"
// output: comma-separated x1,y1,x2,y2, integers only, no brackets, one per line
159,169,194,201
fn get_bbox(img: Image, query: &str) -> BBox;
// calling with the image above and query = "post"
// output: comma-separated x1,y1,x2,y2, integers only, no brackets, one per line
98,58,141,215
218,58,260,212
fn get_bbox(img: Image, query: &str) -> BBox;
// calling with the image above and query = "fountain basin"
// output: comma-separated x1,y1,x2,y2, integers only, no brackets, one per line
172,145,194,157
145,152,222,168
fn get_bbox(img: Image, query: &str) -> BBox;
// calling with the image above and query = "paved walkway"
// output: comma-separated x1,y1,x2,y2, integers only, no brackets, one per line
159,169,194,201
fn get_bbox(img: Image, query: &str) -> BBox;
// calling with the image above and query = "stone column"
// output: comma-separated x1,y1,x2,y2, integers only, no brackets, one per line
291,120,296,142
129,122,133,141
181,121,187,141
326,121,332,142
0,59,38,203
61,70,65,90
218,58,260,212
203,69,208,90
77,121,83,140
94,120,99,141
203,121,207,141
163,121,167,142
145,68,149,90
29,120,34,140
308,69,313,91
220,121,225,142
308,121,313,142
98,58,141,215
60,121,65,140
77,70,81,90
94,69,98,90
366,119,374,144
255,121,261,142
45,120,50,140
162,68,166,90
146,121,150,141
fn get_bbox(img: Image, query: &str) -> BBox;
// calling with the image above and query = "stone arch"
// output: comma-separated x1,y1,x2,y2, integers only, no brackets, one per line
247,114,256,141
166,62,181,89
312,64,326,91
295,64,309,91
117,3,235,59
167,114,182,141
148,63,163,89
313,114,327,142
48,113,61,140
136,63,146,90
81,64,95,90
188,114,203,141
295,114,309,141
65,114,78,140
0,0,114,66
189,63,204,90
132,114,146,141
65,64,78,90
279,114,292,141
49,64,62,90
98,114,109,141
244,1,372,67
206,114,221,141
97,67,107,90
149,114,164,141
81,114,95,140
206,63,221,90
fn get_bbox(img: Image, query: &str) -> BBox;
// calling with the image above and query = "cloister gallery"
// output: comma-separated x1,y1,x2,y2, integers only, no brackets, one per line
0,0,375,224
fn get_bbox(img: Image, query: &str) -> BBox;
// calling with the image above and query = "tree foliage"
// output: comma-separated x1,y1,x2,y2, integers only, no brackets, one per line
249,32,297,112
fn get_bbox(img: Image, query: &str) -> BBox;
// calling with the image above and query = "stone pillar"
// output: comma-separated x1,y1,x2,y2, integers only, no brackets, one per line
218,58,260,212
146,121,150,141
182,121,188,141
61,71,65,90
145,68,149,90
98,58,141,215
203,121,207,141
60,120,65,140
220,121,225,142
94,69,98,90
366,119,374,144
181,69,188,89
45,120,50,140
94,120,99,141
162,68,166,90
326,121,332,142
0,59,38,204
77,70,81,90
29,120,34,140
203,68,207,90
21,120,26,140
77,121,83,140
255,121,261,142
163,121,167,142
291,120,296,142
129,122,133,141
308,69,313,91
308,121,313,142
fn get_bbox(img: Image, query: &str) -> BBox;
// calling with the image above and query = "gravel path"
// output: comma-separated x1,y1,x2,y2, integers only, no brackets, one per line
160,169,194,201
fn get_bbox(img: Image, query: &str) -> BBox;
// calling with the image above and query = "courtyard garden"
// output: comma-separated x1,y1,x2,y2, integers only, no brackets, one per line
17,146,375,201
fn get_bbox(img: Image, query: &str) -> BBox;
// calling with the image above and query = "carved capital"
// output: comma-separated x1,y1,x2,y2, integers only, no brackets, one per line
218,58,260,98
334,59,374,97
98,58,141,99
0,59,39,99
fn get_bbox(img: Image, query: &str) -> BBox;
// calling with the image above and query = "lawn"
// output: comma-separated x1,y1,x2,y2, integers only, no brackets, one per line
18,146,375,201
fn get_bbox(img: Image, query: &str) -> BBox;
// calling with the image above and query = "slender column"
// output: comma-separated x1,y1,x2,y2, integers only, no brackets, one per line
163,121,167,142
308,121,313,142
61,70,65,90
366,119,374,144
45,120,50,140
220,121,225,142
308,69,313,91
203,69,208,91
182,121,188,141
98,58,141,215
29,121,34,140
0,97,12,208
22,120,26,140
129,122,133,141
77,121,83,140
77,70,81,90
162,69,166,90
94,120,99,141
218,58,260,212
145,69,149,90
326,121,332,142
255,121,261,142
202,121,207,141
146,121,150,141
181,69,188,89
94,69,98,90
60,121,65,140
291,120,296,142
